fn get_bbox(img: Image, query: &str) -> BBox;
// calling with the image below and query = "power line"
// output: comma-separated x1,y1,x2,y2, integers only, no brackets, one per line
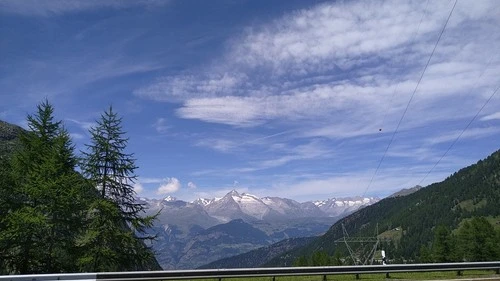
418,83,500,186
379,0,430,131
362,0,458,197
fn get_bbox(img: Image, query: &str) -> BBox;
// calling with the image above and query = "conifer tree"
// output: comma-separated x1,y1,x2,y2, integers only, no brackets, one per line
431,225,452,262
78,106,157,271
457,217,497,261
0,100,88,273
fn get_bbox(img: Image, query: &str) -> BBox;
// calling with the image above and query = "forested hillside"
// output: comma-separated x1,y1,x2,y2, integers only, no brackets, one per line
0,102,160,274
199,237,315,269
267,150,500,266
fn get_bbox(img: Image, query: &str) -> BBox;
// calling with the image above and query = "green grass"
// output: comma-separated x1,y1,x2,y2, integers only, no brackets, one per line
172,270,499,281
457,199,487,212
484,216,500,230
378,227,403,242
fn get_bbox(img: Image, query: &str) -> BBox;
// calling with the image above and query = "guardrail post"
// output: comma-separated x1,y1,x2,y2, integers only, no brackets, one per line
457,270,462,276
272,276,276,281
356,273,360,279
385,272,390,278
323,274,327,281
496,268,499,274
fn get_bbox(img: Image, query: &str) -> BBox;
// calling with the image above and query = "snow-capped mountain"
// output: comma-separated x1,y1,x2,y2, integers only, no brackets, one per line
141,190,379,223
163,195,177,202
312,196,378,217
140,190,379,270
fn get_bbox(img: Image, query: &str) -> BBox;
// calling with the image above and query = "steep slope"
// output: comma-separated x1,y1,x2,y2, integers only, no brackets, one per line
389,185,423,197
204,190,258,222
158,219,271,269
0,120,22,159
199,237,316,269
266,149,500,266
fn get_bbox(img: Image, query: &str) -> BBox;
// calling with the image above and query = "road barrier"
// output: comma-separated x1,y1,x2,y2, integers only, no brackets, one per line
1,261,499,281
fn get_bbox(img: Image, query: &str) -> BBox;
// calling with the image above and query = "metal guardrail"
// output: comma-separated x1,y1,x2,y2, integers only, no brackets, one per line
1,262,499,281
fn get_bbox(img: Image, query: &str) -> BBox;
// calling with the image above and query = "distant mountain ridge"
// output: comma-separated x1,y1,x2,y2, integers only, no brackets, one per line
141,190,379,223
389,185,422,197
139,190,379,269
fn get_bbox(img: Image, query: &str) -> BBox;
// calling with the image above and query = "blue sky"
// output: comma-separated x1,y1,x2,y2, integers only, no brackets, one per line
1,0,499,202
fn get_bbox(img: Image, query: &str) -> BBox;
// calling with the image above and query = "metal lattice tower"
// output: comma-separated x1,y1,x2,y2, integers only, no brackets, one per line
334,223,380,265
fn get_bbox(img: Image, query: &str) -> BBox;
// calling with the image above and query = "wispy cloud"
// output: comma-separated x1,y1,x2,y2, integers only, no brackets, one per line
152,118,170,134
187,181,197,189
424,127,500,145
481,112,500,121
136,0,500,133
0,0,168,16
66,119,94,131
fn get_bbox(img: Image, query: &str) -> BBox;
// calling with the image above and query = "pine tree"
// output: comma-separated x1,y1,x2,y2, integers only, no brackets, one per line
311,251,331,266
0,156,14,273
78,106,157,271
0,100,88,273
431,225,452,262
457,217,497,261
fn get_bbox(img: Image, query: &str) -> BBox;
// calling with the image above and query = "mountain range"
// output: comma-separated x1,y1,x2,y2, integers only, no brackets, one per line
139,190,379,269
261,148,500,267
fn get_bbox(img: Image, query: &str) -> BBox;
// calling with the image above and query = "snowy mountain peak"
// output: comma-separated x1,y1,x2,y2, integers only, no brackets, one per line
228,189,240,196
163,195,177,202
140,191,379,222
192,198,213,206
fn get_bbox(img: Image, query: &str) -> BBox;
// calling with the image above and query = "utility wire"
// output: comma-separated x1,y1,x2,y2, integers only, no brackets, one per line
362,0,458,197
418,83,500,186
379,0,430,130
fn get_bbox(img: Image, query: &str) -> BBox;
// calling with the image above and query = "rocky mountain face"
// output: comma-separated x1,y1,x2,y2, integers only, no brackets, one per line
141,190,378,269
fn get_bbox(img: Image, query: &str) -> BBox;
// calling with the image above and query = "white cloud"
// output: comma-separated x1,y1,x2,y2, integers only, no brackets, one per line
136,0,500,133
480,112,500,121
157,177,181,194
178,96,264,127
195,138,238,153
187,182,197,189
424,127,500,145
70,133,85,140
66,119,94,131
133,182,144,194
254,140,332,169
139,177,164,184
136,73,244,102
153,118,169,133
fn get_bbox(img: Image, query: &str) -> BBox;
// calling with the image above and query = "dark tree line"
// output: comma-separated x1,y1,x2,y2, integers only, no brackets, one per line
0,100,158,274
419,217,500,263
294,216,500,267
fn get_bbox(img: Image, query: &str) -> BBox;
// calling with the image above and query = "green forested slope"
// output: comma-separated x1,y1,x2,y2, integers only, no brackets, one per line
267,149,500,266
